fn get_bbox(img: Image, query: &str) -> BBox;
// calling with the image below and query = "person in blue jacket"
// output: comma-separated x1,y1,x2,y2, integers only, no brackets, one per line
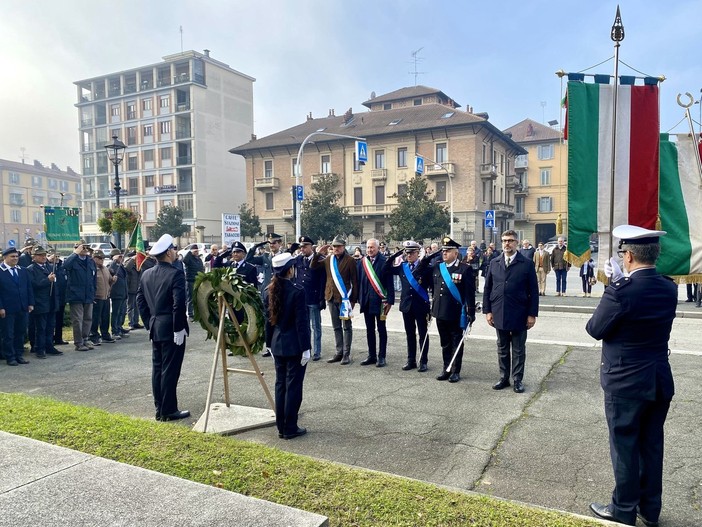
63,240,97,351
0,247,35,365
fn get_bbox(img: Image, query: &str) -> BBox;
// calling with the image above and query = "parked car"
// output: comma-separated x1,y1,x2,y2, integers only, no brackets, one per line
543,240,566,254
89,242,113,252
177,243,211,261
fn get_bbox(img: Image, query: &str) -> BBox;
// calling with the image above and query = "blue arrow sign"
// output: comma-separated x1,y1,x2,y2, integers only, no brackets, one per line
296,185,304,201
355,141,368,164
415,156,424,175
7,239,16,248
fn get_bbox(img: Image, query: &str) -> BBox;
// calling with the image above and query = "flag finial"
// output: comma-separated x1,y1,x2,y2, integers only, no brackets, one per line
611,5,624,42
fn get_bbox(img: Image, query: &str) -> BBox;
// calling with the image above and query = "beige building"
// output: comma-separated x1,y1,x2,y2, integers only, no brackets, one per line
503,119,567,244
0,159,82,248
230,86,525,245
75,50,254,244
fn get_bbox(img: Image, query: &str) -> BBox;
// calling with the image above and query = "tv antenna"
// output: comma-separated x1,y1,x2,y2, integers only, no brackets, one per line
179,25,184,53
409,47,425,86
19,146,28,164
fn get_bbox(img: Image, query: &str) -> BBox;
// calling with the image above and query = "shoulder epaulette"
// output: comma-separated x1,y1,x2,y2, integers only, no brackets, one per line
610,276,632,289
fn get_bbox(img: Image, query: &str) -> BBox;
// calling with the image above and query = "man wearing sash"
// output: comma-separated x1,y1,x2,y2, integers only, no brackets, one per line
311,236,358,365
430,236,475,383
385,240,434,372
483,230,539,394
358,239,394,367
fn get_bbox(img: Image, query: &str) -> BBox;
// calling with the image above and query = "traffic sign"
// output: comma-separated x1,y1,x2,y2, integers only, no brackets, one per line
485,218,495,228
296,185,304,201
485,210,495,221
415,156,425,175
7,239,15,248
355,141,368,164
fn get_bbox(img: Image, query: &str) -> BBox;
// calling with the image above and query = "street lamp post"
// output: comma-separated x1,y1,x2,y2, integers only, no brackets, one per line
105,135,126,249
294,131,366,240
417,156,454,238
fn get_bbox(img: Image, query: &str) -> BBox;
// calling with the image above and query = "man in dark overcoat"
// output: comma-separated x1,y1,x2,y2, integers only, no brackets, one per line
483,229,539,393
293,236,326,361
27,246,61,358
226,241,258,285
0,247,35,365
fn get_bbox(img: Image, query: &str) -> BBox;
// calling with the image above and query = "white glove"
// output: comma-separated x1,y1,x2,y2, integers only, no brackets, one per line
174,329,187,346
603,257,623,282
301,349,311,366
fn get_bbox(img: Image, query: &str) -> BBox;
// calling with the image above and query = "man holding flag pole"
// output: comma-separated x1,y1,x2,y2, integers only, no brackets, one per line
125,220,147,330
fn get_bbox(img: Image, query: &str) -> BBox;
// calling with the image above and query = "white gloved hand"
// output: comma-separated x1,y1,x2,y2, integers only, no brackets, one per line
604,257,623,282
174,329,187,346
301,349,311,366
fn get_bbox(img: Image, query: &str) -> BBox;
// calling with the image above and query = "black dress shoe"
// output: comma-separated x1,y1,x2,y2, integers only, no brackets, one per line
36,354,47,359
261,350,272,357
7,360,18,366
418,363,428,373
278,432,284,438
312,355,321,362
448,373,460,383
636,508,659,527
402,362,417,371
589,503,616,522
513,381,525,393
376,357,386,367
161,410,190,421
340,355,351,365
16,357,30,365
54,340,70,345
492,378,510,390
46,349,63,355
360,356,377,366
436,371,450,381
327,354,343,363
283,427,307,440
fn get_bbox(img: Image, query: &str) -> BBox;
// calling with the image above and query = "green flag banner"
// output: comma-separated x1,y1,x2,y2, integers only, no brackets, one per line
44,207,80,242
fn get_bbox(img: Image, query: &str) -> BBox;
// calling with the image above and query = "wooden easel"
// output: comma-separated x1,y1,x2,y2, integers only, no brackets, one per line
202,296,275,433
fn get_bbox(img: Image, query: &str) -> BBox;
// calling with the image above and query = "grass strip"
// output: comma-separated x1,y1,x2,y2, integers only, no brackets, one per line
0,392,599,527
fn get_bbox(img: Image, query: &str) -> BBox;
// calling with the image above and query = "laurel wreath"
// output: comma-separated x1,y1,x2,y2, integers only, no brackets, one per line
193,267,265,357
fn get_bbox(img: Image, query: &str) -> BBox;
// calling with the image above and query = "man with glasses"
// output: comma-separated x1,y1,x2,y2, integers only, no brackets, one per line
586,225,677,527
483,230,539,394
137,234,190,422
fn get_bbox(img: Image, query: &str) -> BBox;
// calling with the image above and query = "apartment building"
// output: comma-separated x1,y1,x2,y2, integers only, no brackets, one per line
230,86,525,244
503,119,567,244
75,50,254,243
0,159,82,248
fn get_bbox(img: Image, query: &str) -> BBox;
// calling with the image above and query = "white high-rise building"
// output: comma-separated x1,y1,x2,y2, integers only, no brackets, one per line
75,50,254,244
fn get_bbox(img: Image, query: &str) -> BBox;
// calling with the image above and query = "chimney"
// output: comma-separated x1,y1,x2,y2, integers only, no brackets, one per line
343,107,353,124
67,166,76,175
204,49,210,57
250,133,257,141
328,108,336,117
306,112,313,121
51,163,60,171
33,160,43,168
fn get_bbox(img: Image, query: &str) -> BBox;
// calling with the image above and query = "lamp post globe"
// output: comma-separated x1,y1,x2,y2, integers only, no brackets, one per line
105,135,126,249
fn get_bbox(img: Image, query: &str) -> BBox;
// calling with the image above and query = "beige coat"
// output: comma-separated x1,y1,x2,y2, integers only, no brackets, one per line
533,249,551,274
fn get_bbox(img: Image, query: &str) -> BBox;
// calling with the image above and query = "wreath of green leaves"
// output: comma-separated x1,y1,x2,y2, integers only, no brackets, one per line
193,267,265,357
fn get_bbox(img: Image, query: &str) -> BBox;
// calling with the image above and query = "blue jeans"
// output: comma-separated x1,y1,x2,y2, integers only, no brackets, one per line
111,297,127,336
186,281,195,318
307,304,322,358
555,268,568,293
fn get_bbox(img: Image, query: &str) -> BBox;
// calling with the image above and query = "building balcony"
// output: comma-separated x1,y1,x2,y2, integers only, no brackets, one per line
80,118,93,128
514,212,529,221
283,208,294,219
493,202,515,218
176,155,192,165
176,102,191,112
310,172,338,185
505,175,519,188
514,184,529,196
174,73,190,84
176,130,192,140
425,162,455,177
254,177,280,191
480,163,498,179
515,155,528,169
370,169,387,181
346,203,398,217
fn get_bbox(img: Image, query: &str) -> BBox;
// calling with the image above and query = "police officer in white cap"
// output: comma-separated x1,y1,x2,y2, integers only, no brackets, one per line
137,234,190,422
587,225,677,527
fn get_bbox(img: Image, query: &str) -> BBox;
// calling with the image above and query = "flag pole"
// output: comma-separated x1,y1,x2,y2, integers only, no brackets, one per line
608,6,625,262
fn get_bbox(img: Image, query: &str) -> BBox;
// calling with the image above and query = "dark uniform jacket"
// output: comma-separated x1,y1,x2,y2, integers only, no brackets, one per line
109,261,128,300
585,268,677,401
311,250,359,304
430,259,475,322
137,261,189,343
62,253,96,304
227,259,258,286
294,254,327,307
357,254,395,316
0,264,35,313
182,252,204,283
264,279,311,356
483,251,539,331
385,257,432,315
124,257,140,294
27,262,59,314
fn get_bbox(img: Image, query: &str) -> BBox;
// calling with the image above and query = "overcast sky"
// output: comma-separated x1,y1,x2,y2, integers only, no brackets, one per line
1,0,700,171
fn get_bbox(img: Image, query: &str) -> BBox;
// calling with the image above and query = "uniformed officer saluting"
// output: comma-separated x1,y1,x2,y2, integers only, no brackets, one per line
586,225,677,527
226,241,258,286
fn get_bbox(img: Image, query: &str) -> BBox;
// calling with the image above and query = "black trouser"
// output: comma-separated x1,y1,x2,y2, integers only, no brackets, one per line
273,354,306,435
54,301,66,342
496,328,527,382
436,318,463,374
363,311,387,360
31,311,56,356
402,310,429,364
151,339,186,417
1,312,28,363
90,298,111,340
604,392,670,525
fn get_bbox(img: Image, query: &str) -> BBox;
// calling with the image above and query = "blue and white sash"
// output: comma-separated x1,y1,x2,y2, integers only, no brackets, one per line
439,262,467,328
402,262,429,303
331,255,353,319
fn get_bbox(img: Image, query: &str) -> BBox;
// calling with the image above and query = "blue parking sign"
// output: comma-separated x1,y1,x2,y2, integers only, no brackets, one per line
296,185,304,201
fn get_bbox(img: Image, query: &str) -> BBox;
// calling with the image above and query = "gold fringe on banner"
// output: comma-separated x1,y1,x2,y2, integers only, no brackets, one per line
564,248,592,268
556,213,563,236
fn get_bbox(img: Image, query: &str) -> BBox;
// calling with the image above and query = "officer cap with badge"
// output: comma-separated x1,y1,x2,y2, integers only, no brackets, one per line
3,247,19,257
403,240,421,253
298,235,315,246
267,232,283,243
441,236,461,251
230,241,246,253
613,224,666,248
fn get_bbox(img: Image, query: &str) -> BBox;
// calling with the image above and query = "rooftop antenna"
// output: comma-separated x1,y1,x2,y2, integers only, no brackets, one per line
19,146,28,164
409,47,425,86
540,101,547,123
179,25,184,53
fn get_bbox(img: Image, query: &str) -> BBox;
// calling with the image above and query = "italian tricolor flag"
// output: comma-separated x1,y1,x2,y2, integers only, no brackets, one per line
658,133,702,281
565,80,659,268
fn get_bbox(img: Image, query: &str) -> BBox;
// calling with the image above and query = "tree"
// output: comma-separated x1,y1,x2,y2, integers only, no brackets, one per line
239,203,262,240
388,175,452,241
300,173,361,242
97,208,138,238
150,205,190,239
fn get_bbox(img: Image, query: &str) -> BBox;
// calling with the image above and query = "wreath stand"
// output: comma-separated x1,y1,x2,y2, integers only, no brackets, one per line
193,296,276,435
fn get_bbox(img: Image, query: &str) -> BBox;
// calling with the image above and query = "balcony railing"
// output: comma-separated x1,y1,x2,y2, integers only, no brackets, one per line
505,175,519,188
346,203,398,216
81,118,93,127
493,202,515,217
176,130,191,140
254,177,280,190
514,155,528,169
514,184,529,195
174,73,190,84
124,84,137,94
514,212,528,221
176,155,192,165
425,162,455,177
176,102,191,112
370,169,387,181
310,172,337,185
82,143,94,152
480,163,498,179
283,208,294,219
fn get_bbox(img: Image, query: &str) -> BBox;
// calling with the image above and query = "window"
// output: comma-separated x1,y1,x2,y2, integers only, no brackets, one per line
397,147,407,168
436,142,447,163
48,178,58,189
144,174,155,187
383,103,392,110
127,102,136,120
60,180,69,191
482,143,487,164
10,209,22,222
159,95,170,108
9,172,20,184
160,147,172,161
388,119,402,126
159,121,171,134
265,192,274,210
264,160,273,178
320,154,330,174
127,126,137,145
32,193,45,205
441,111,455,119
291,158,298,177
353,187,363,206
482,181,488,202
397,184,407,197
178,194,194,219
142,98,152,111
537,196,553,212
75,182,81,193
375,221,385,234
143,124,153,136
143,149,154,164
375,185,385,205
413,98,422,106
10,192,24,206
374,150,385,169
127,154,138,171
500,153,505,174
540,168,551,186
128,178,139,195
537,144,554,160
146,201,156,221
33,211,42,223
110,128,121,141
436,181,447,202
110,104,120,117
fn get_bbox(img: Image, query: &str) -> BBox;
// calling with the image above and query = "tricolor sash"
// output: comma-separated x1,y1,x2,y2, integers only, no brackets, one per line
439,262,467,328
361,257,387,301
402,262,429,303
331,254,352,319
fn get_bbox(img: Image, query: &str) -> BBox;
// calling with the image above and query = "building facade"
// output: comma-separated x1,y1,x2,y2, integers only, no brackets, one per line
75,50,254,244
0,159,82,248
230,86,525,245
503,119,567,244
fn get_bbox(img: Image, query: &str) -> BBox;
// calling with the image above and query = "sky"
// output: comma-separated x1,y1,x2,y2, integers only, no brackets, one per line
1,0,700,171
